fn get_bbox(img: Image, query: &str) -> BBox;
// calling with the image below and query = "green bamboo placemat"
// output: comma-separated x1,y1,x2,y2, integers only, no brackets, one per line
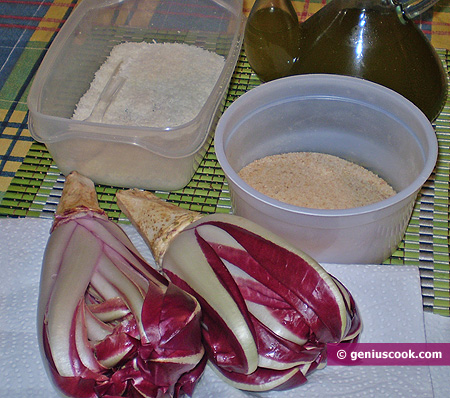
1,49,449,316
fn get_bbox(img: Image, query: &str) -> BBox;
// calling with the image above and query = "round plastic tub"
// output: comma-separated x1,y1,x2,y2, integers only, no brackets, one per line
214,74,438,264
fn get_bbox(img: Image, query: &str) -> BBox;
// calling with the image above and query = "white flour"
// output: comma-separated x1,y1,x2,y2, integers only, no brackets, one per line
72,42,225,128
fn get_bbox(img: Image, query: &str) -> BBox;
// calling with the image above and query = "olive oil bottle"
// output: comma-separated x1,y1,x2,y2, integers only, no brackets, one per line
293,0,447,121
244,0,301,82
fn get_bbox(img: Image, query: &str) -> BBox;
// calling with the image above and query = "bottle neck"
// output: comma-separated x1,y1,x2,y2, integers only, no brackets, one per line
393,0,441,19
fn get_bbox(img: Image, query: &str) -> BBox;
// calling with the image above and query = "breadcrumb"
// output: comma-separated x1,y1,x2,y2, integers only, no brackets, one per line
238,152,396,209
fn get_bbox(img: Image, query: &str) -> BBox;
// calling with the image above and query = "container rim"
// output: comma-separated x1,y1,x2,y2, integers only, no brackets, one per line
26,0,245,159
215,74,439,218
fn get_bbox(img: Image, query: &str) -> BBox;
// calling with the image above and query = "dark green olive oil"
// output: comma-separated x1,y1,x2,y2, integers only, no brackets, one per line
294,4,447,121
244,7,301,82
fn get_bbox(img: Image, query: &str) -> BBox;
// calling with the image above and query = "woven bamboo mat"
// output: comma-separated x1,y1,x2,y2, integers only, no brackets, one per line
1,48,449,316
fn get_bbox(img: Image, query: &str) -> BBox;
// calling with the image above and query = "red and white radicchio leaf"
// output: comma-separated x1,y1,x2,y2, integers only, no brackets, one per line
162,214,362,392
38,172,206,398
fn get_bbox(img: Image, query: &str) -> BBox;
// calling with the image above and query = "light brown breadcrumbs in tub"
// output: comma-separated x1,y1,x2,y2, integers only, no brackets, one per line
238,152,396,209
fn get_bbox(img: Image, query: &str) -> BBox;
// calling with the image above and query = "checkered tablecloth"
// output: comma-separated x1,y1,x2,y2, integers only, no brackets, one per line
0,0,79,194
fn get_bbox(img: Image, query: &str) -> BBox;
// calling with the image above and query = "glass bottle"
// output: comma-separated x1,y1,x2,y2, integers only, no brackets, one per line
293,0,447,121
243,0,301,82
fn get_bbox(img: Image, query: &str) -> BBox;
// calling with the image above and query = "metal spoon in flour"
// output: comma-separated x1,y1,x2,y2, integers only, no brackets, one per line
85,62,126,123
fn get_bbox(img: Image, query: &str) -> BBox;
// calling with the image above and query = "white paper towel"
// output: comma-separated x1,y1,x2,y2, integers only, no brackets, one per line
0,217,448,398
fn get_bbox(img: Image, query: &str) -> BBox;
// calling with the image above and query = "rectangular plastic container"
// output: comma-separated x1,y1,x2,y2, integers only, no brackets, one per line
28,0,244,190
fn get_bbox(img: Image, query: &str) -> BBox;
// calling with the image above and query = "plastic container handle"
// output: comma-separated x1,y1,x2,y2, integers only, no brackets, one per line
395,0,441,19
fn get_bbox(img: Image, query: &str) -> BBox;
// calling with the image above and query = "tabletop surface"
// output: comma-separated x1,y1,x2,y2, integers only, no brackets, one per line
0,0,449,317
